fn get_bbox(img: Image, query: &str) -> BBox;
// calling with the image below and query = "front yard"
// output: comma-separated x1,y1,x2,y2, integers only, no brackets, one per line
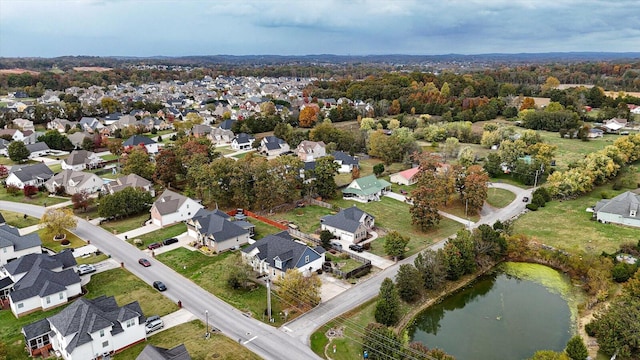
1,210,40,228
0,188,68,207
114,320,260,360
156,249,290,326
38,229,86,253
128,223,187,248
99,212,151,234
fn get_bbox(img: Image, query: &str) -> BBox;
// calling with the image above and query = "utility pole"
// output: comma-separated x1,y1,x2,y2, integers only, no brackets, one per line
266,277,272,323
205,310,209,337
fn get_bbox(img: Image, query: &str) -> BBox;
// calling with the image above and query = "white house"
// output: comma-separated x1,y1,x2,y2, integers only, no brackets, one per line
22,296,146,360
150,189,203,227
332,151,359,173
0,222,42,266
242,231,325,279
389,167,420,186
102,174,154,197
26,142,51,159
44,170,103,195
61,150,103,171
342,175,391,203
231,133,255,150
593,191,640,228
123,135,159,154
6,163,54,189
296,140,326,162
259,136,290,157
186,209,250,253
320,206,375,243
208,127,234,145
3,252,81,317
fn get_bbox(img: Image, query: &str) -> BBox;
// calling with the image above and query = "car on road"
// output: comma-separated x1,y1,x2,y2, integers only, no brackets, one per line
138,258,151,267
153,281,167,291
523,196,530,203
145,316,164,334
162,237,178,246
76,264,96,275
147,242,163,250
349,244,364,252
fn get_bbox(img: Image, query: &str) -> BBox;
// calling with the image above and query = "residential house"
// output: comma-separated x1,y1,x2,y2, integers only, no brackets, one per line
231,133,255,150
0,222,42,266
150,189,203,227
207,127,234,145
218,119,236,130
320,206,375,244
191,124,213,138
296,141,326,162
26,142,51,159
242,231,325,279
67,132,93,149
588,128,604,138
3,252,81,317
602,118,627,133
136,344,191,360
12,118,35,132
78,117,104,133
123,135,159,154
259,136,290,156
389,167,420,186
47,118,78,133
22,295,146,360
62,150,104,171
6,163,54,189
186,209,251,253
44,170,103,195
332,151,359,173
342,174,391,202
0,138,11,156
0,128,36,144
593,191,640,228
103,174,155,196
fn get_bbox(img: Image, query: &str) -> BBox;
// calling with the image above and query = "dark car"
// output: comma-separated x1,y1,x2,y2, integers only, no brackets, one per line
162,238,178,246
147,242,162,250
138,258,151,267
400,189,408,195
153,281,167,291
523,196,530,203
349,244,364,252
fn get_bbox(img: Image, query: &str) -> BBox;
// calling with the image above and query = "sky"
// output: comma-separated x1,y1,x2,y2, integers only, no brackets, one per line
1,0,639,57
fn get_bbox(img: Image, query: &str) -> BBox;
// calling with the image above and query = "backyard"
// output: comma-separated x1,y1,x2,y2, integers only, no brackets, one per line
114,320,260,360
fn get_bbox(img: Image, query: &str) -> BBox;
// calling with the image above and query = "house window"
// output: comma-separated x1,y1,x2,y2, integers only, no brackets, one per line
59,293,64,300
17,303,24,309
46,296,51,304
275,259,282,269
102,341,109,347
305,255,309,264
99,330,105,337
125,319,135,328
631,210,637,217
2,247,6,253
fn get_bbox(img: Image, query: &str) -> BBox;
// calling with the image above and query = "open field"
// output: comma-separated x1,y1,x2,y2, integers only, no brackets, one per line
157,249,289,326
514,184,640,254
246,217,282,239
128,223,186,248
1,210,40,228
273,205,335,234
72,66,112,72
538,131,622,172
486,187,517,208
114,320,260,360
0,68,39,75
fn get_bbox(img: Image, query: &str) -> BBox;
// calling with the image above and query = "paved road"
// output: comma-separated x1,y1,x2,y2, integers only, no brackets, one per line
282,182,533,345
0,201,321,360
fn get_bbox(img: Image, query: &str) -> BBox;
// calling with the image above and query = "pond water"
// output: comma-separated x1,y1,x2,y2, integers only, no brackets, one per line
408,262,580,360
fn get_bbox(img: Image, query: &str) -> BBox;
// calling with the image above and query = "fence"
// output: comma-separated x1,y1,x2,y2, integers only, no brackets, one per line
333,262,372,279
227,209,288,230
305,197,337,210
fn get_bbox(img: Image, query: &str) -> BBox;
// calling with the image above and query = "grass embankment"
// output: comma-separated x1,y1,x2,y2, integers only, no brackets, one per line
156,249,289,326
99,212,151,234
0,188,68,206
486,187,517,208
114,321,260,360
1,210,40,228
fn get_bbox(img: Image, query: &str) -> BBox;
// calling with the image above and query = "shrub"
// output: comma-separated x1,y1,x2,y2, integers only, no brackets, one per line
533,187,552,202
585,322,596,337
612,181,623,190
612,262,636,283
526,203,539,211
6,184,21,196
532,193,546,208
600,191,611,199
60,239,70,246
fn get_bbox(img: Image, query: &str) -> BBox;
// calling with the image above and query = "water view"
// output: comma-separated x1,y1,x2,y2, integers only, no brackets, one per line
409,263,579,360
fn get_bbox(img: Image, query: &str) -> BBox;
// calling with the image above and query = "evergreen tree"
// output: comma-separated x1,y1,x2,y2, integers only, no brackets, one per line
374,278,400,326
565,336,588,360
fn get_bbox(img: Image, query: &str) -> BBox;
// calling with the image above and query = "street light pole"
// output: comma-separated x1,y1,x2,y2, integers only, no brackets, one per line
205,310,209,337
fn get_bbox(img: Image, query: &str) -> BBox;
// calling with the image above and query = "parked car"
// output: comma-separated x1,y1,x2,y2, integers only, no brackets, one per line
349,244,364,252
148,242,162,250
153,281,167,291
400,189,408,195
162,237,178,246
76,264,96,275
330,241,343,251
138,258,151,267
146,315,160,325
145,317,164,334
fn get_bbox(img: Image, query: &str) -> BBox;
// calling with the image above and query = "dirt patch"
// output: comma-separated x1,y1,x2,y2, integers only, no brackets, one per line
73,67,113,72
0,68,39,75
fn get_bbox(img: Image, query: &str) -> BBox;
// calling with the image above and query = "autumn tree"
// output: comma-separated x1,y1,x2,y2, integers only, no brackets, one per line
40,208,77,239
384,231,410,261
395,264,422,302
276,269,321,311
443,137,460,160
410,153,447,231
520,97,536,110
173,112,204,132
153,148,181,186
374,278,400,326
541,76,561,93
388,99,401,115
462,165,490,215
100,97,120,113
260,101,276,116
299,106,319,128
106,138,123,156
23,185,38,197
71,190,92,212
0,165,8,178
122,146,154,180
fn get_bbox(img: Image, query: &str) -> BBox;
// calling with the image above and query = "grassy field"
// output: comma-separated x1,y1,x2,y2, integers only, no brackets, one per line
100,153,119,161
246,217,282,239
538,131,621,172
514,184,640,254
215,146,237,156
273,205,335,234
156,249,289,326
39,229,86,252
440,199,481,222
486,187,517,208
85,268,179,317
1,210,40,228
99,212,151,234
114,321,261,360
0,188,68,206
128,223,187,248
75,253,110,265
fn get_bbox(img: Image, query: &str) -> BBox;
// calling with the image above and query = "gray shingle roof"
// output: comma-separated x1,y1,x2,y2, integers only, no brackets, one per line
136,344,192,360
9,163,54,183
23,318,51,340
191,209,248,242
10,268,80,302
4,251,75,276
105,173,152,193
595,191,640,219
332,151,359,166
152,189,191,215
242,231,321,272
65,150,93,165
233,133,254,145
123,135,156,147
219,119,235,130
0,223,41,252
26,142,50,153
321,206,373,233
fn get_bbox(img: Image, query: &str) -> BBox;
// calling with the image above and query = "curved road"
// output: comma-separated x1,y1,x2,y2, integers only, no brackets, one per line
1,201,320,360
282,182,532,345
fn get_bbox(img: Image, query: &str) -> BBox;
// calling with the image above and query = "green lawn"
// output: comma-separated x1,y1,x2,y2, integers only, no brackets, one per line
538,130,622,172
440,199,481,222
1,210,40,228
114,321,260,360
47,163,62,173
156,249,289,326
486,187,517,208
326,253,363,273
100,153,119,161
232,150,256,160
128,223,187,248
100,212,151,234
75,253,110,265
246,217,282,239
215,146,237,156
0,188,68,206
514,183,640,254
39,229,86,252
273,205,335,234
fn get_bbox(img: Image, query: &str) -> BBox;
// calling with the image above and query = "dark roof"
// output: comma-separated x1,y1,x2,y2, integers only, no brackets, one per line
191,209,248,242
218,119,235,130
46,296,143,353
26,142,50,153
0,276,14,289
303,161,316,172
242,231,321,272
0,211,5,224
233,133,254,145
4,251,75,276
321,206,372,233
23,318,51,340
332,151,359,166
136,344,192,360
10,267,80,302
65,150,92,165
0,224,42,252
123,135,156,147
9,163,54,183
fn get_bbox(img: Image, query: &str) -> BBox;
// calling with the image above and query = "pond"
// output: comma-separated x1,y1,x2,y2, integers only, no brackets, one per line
408,262,582,360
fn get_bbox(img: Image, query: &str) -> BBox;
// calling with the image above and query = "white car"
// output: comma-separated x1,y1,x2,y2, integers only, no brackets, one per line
145,317,164,334
76,264,96,275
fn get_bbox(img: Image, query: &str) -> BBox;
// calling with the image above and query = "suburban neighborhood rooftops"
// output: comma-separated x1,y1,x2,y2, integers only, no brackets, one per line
321,206,373,233
0,223,42,252
123,135,156,147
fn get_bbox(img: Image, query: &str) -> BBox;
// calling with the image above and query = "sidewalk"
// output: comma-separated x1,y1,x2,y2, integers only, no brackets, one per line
116,222,161,240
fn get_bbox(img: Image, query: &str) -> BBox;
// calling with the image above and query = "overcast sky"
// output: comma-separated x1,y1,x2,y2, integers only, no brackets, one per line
1,0,639,57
